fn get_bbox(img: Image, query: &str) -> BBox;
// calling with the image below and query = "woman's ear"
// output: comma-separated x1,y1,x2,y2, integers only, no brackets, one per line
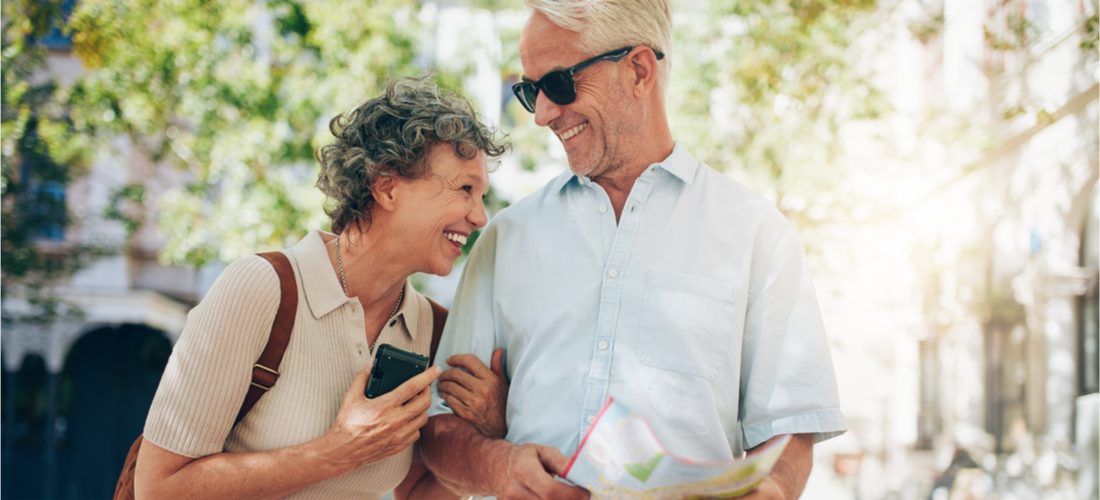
372,174,399,212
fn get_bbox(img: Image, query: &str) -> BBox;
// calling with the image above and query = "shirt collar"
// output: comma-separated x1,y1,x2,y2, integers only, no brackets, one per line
291,230,348,319
555,141,698,193
290,230,423,341
654,142,699,185
391,281,423,342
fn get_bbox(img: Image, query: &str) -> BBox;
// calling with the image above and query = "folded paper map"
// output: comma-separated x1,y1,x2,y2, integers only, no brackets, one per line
562,398,791,500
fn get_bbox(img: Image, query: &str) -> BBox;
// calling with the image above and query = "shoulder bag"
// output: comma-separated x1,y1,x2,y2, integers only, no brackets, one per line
112,251,299,500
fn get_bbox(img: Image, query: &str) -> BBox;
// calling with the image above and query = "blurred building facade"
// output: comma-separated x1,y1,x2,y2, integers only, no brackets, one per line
0,34,215,499
905,0,1098,498
3,1,1097,500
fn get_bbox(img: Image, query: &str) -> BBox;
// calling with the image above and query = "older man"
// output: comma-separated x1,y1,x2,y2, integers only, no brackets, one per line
421,1,847,498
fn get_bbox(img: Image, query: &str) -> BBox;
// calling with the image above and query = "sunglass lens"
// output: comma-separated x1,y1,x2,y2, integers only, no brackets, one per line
512,83,538,113
540,71,576,106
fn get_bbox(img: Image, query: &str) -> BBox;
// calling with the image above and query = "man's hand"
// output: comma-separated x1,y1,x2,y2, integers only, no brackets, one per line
732,476,785,499
489,442,590,500
438,348,509,439
733,433,814,499
420,414,589,500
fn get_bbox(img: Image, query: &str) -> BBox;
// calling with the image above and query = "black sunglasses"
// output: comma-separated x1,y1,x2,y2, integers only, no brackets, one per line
511,46,665,113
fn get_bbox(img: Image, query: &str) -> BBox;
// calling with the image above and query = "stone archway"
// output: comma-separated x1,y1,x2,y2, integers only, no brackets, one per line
60,323,171,499
1,354,53,500
0,323,172,500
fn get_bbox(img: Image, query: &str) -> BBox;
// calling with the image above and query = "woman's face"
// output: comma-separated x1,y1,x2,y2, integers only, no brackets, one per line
392,143,490,276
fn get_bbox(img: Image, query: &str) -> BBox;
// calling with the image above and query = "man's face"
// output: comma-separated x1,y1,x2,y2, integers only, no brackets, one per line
518,13,640,178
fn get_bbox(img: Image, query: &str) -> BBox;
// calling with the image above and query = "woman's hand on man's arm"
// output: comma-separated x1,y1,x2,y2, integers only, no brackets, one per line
135,363,441,500
437,348,509,439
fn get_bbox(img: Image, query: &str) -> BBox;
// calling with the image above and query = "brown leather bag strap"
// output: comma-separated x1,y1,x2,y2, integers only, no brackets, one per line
114,252,299,500
236,251,298,424
427,298,448,366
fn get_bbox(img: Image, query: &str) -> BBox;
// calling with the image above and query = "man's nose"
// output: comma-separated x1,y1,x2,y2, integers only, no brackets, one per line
533,92,562,127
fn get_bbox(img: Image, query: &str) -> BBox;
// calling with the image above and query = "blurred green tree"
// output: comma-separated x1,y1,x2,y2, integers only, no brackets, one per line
667,0,889,231
491,0,890,239
2,0,111,322
65,0,432,268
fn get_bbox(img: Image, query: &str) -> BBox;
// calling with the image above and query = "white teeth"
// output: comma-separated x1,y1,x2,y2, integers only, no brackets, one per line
445,232,467,245
560,123,587,140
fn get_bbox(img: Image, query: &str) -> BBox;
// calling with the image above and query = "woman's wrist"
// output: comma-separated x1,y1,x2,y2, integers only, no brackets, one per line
304,430,361,480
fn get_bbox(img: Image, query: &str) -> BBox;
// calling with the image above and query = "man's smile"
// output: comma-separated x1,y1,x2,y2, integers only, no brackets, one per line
558,122,588,141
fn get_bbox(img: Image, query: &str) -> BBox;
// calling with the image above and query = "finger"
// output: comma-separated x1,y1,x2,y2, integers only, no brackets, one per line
439,367,481,392
343,364,373,405
405,386,432,414
491,348,506,379
393,386,432,416
384,366,441,405
410,409,430,430
441,394,473,422
536,446,572,477
438,389,475,419
437,380,474,405
445,353,494,379
523,455,586,500
532,469,589,500
397,410,429,440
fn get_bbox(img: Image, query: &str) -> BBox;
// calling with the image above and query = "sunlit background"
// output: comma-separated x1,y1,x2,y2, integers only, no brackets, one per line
2,0,1097,499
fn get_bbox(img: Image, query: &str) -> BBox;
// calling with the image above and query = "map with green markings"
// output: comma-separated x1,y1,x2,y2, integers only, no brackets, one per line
563,398,791,500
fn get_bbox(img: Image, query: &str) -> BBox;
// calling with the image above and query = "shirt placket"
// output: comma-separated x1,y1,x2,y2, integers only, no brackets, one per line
577,173,656,435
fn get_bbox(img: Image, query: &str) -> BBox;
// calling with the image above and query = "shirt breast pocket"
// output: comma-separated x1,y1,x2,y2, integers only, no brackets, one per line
636,270,737,381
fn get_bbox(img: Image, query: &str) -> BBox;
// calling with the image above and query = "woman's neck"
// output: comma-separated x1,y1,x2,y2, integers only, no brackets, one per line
327,229,408,317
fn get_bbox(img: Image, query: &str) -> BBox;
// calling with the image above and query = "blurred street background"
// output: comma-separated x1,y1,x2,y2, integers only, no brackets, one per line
2,0,1097,498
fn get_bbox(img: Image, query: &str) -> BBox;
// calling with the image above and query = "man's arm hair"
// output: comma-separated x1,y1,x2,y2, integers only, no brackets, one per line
420,414,589,500
419,414,505,496
741,433,814,499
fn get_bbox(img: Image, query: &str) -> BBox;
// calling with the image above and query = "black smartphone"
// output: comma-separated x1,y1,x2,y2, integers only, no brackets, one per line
365,344,430,399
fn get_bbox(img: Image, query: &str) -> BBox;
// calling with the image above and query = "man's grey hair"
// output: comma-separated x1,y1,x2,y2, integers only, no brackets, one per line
525,0,672,94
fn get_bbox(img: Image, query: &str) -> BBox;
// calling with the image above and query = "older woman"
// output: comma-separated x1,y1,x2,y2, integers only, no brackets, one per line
134,78,508,500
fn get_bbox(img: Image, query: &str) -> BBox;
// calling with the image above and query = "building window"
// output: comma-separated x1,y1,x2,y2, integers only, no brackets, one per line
20,157,67,242
32,0,76,49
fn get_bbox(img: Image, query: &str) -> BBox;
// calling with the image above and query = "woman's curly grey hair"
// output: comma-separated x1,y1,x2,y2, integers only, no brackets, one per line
316,77,508,235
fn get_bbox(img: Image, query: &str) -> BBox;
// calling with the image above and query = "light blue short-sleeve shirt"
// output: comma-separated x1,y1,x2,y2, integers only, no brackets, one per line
429,143,846,461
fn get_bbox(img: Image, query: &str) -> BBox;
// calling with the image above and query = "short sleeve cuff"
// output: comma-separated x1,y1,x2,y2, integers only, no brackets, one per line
742,408,848,450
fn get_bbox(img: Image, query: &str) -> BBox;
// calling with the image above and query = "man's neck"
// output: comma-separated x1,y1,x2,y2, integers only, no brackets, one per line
592,137,674,223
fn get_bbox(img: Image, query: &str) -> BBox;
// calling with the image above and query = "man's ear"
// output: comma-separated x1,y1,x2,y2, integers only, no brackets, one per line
372,174,399,212
627,47,659,98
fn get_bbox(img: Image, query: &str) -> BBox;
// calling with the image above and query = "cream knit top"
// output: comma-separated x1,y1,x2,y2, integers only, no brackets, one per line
144,230,435,500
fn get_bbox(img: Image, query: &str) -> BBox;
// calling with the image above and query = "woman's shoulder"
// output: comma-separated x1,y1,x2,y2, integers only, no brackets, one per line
220,254,281,286
197,254,283,315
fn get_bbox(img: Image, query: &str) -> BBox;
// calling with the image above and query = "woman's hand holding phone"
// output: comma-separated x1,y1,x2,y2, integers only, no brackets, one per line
319,361,442,475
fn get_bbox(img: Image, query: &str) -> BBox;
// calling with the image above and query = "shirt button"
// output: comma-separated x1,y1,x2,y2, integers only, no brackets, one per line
608,269,618,278
587,415,596,424
599,204,608,213
598,341,608,350
355,343,365,355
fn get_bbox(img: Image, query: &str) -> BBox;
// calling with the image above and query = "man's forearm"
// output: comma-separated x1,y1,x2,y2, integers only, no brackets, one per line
768,433,814,498
420,414,507,496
